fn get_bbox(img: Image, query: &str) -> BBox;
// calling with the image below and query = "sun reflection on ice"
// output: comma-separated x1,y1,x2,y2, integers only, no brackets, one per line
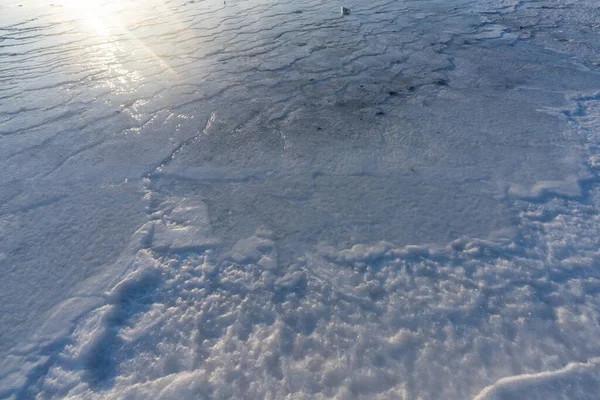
59,0,177,96
63,0,113,35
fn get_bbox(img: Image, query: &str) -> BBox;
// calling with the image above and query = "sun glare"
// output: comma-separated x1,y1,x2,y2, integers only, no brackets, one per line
57,0,177,93
62,0,115,35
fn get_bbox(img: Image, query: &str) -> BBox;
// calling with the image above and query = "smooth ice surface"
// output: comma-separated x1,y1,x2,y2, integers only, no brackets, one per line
1,0,600,398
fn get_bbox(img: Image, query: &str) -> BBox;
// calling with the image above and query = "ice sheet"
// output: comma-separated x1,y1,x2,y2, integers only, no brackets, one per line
2,0,600,398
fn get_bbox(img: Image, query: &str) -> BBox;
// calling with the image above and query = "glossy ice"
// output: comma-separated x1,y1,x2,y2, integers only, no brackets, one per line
1,0,600,398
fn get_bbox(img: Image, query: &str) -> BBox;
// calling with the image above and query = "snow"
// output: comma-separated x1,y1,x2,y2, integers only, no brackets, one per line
1,0,600,398
473,358,600,400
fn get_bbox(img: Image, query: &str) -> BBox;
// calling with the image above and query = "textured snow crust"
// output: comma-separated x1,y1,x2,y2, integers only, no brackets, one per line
2,0,600,398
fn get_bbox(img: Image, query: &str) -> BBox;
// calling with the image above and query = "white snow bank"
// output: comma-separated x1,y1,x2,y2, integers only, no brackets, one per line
5,184,599,399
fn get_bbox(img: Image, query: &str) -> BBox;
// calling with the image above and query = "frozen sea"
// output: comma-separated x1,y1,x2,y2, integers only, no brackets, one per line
1,0,600,398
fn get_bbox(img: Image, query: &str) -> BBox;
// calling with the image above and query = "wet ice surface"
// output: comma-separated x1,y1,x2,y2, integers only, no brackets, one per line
1,0,600,398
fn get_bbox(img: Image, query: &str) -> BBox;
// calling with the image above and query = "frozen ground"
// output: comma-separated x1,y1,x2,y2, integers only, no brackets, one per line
1,0,600,398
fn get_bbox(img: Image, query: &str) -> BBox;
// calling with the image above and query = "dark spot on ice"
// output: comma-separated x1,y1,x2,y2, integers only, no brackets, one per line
317,127,322,131
376,111,385,116
293,10,303,14
434,79,448,86
388,91,398,96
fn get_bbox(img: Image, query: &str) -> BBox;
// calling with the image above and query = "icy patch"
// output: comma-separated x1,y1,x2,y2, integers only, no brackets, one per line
150,197,219,252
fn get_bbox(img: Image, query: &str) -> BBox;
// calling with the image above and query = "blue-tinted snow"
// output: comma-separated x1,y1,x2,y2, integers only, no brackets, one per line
1,0,600,398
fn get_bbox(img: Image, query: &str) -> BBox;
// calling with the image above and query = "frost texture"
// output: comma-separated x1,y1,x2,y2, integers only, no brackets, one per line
1,0,600,398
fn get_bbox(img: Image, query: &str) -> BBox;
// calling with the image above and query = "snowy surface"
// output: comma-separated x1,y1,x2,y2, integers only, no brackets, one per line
1,0,600,398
